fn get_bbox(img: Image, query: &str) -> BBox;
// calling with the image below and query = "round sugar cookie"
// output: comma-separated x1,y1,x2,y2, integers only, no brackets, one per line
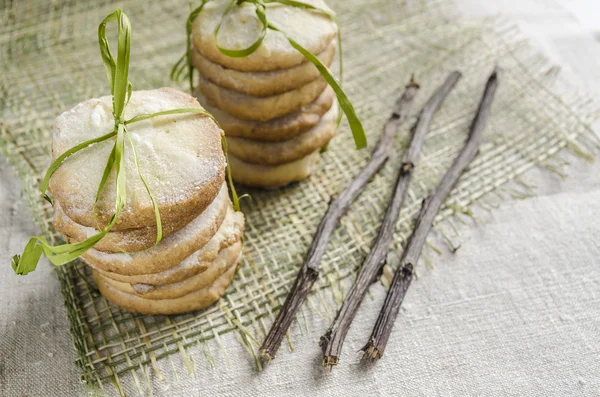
92,255,208,287
229,151,321,188
197,74,328,121
79,185,230,276
54,199,202,254
195,86,334,141
90,204,245,285
191,0,337,72
100,241,242,300
93,254,241,315
50,88,225,231
227,100,338,165
191,40,336,96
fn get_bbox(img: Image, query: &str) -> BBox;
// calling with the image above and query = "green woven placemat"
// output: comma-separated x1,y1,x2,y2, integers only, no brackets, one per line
1,0,599,395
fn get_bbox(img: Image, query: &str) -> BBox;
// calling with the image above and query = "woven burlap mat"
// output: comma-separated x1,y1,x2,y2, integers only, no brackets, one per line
1,0,599,395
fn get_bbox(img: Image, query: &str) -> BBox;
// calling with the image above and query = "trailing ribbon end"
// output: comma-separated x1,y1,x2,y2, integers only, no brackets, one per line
170,1,210,92
42,193,53,205
170,53,188,83
11,255,26,275
11,255,19,273
222,135,248,211
11,238,43,275
267,24,367,150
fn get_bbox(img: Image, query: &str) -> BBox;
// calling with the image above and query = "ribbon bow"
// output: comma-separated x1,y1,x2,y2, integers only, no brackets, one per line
12,9,237,275
171,0,367,150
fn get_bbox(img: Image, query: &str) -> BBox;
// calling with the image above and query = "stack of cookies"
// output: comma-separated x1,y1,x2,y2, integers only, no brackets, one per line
191,0,340,188
50,88,245,315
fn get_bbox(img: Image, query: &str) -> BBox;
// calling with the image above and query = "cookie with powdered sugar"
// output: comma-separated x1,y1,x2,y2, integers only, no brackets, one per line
227,100,338,166
49,88,225,231
90,204,244,285
191,40,336,97
99,240,242,300
79,187,244,276
229,150,322,188
191,0,337,72
52,191,224,254
195,86,334,141
93,251,241,315
196,74,328,121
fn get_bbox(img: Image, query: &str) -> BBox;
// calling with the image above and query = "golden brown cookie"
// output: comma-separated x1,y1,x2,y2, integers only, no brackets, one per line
229,150,321,188
54,198,208,254
79,186,233,276
50,88,225,231
90,204,245,284
191,0,337,72
93,254,241,315
197,75,328,121
191,40,335,96
195,86,334,141
92,257,208,287
100,241,242,300
226,101,338,165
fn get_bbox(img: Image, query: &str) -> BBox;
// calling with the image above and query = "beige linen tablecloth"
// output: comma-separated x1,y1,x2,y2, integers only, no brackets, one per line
1,0,599,395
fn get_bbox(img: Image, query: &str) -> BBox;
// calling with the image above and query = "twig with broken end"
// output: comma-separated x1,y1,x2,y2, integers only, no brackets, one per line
362,66,502,361
258,77,421,362
361,263,413,360
320,71,462,368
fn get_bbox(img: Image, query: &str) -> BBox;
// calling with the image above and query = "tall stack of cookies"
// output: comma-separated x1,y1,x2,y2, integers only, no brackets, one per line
191,0,340,188
51,88,245,315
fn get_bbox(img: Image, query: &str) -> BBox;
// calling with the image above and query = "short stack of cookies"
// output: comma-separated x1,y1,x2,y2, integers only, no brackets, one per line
51,88,245,315
191,0,339,188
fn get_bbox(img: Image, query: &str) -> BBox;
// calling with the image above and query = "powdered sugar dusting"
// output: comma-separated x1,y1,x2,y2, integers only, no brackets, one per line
90,103,107,127
182,204,244,265
128,241,241,296
194,0,337,69
50,88,226,226
132,284,155,294
83,184,229,272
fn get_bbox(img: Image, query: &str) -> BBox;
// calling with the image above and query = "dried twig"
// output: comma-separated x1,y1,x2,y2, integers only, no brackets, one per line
362,67,501,360
259,77,421,362
320,71,462,367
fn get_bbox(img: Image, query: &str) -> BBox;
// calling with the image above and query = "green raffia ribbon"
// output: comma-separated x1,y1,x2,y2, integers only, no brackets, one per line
12,9,234,275
171,0,366,149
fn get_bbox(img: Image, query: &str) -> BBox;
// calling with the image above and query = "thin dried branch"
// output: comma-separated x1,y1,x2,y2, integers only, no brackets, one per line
362,66,501,360
259,77,421,362
320,71,462,367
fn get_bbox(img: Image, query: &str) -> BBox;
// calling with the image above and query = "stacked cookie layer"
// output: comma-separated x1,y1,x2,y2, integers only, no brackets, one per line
51,88,245,315
191,0,339,188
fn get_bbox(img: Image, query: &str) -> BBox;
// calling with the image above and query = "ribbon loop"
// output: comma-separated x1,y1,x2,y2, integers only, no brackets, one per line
98,9,132,123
